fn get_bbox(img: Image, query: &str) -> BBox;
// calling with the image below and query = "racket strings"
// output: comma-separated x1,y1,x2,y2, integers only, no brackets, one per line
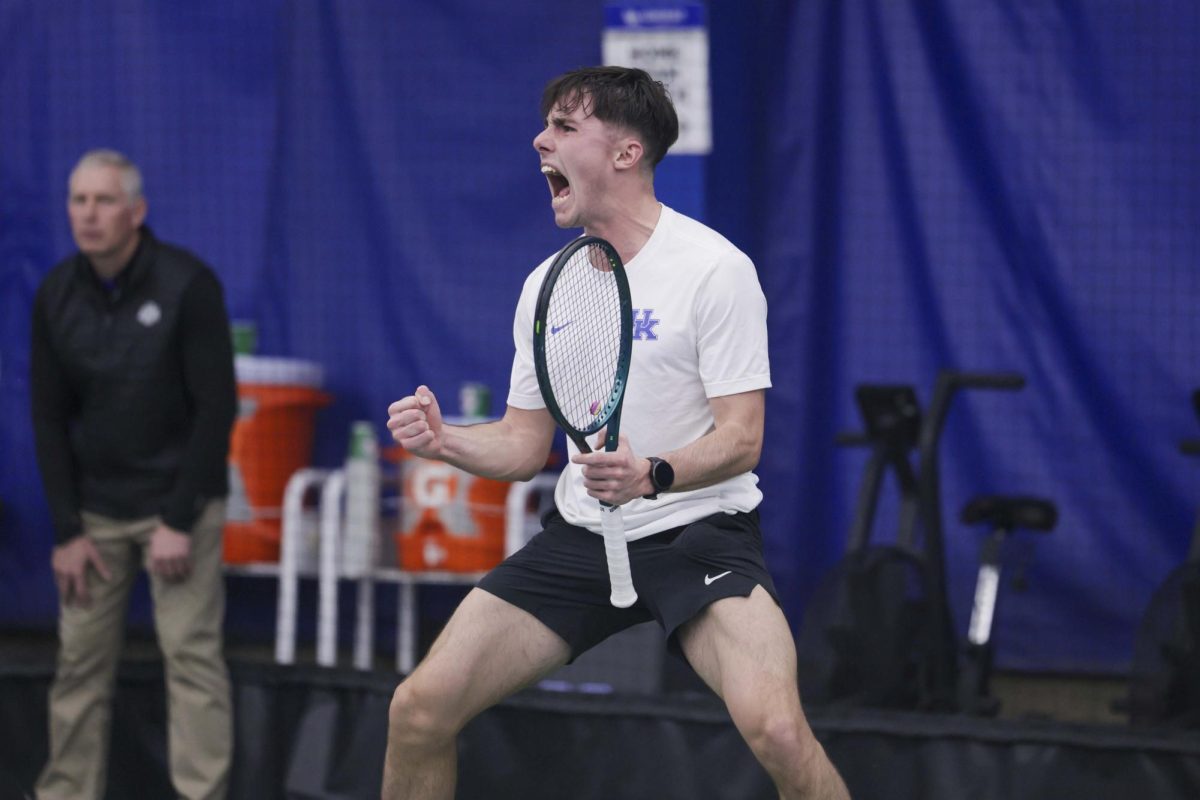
544,245,624,433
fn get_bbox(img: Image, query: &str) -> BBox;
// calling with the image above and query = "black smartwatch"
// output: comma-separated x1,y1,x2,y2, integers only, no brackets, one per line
643,456,675,500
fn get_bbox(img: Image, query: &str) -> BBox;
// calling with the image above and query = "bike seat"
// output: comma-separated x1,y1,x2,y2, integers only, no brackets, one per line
960,495,1057,532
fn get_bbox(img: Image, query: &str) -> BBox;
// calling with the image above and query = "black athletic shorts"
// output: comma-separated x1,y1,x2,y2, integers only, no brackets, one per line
477,507,780,662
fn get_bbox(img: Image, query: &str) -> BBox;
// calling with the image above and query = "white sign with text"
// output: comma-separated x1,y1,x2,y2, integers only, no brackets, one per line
602,3,711,155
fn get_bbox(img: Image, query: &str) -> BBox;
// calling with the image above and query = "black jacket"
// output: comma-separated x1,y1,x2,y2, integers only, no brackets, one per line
31,227,237,544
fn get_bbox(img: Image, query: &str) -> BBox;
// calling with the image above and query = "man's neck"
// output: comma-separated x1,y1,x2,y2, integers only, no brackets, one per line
585,193,662,266
88,231,142,281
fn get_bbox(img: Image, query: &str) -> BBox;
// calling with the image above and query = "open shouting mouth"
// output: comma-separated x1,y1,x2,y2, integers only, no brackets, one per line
541,164,571,206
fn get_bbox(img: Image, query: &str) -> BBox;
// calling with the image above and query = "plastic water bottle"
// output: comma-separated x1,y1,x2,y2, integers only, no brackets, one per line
342,420,380,578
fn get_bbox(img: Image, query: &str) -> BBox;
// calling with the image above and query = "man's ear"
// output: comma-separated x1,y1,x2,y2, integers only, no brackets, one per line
132,197,148,227
613,137,645,172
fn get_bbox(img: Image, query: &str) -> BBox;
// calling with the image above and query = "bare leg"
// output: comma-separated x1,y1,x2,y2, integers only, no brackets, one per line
382,588,570,799
678,586,850,800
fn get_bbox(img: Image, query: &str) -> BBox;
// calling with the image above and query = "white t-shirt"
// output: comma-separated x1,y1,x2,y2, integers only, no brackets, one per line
507,205,771,541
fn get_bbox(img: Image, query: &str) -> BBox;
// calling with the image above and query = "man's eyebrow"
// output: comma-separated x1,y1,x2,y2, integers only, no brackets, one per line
69,189,120,201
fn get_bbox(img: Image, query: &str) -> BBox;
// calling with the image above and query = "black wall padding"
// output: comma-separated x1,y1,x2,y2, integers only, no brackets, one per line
2,658,1200,799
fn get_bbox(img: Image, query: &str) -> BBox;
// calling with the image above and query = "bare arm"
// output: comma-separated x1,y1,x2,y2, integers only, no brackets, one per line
387,385,556,482
573,389,765,505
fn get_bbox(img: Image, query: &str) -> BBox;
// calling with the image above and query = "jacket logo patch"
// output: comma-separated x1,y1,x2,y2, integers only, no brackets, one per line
137,301,162,327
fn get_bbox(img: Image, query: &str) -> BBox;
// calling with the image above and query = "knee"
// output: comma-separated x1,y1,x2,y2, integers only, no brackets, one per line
388,680,461,751
743,706,839,795
743,707,810,769
56,623,120,679
157,624,222,667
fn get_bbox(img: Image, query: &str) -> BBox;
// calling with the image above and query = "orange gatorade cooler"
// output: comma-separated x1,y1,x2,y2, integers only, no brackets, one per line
223,356,331,564
392,423,509,572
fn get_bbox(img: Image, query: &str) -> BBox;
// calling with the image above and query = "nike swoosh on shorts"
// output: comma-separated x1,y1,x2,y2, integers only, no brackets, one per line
704,571,732,586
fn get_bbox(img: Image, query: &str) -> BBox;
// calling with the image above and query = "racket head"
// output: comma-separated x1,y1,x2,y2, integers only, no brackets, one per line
533,236,633,453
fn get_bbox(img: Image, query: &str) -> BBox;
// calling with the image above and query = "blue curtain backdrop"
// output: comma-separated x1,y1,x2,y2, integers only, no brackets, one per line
1,1,1197,674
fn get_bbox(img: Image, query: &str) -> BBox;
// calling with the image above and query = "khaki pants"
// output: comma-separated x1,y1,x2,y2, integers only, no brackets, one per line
36,500,232,800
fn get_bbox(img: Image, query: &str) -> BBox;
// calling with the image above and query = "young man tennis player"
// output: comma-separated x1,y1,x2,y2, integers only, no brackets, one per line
384,66,850,799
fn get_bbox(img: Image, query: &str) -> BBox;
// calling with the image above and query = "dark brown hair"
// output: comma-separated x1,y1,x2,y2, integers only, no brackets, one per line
540,66,680,169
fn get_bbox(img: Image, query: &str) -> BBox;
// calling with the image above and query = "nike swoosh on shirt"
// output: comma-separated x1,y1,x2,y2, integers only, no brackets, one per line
550,321,573,335
704,571,732,586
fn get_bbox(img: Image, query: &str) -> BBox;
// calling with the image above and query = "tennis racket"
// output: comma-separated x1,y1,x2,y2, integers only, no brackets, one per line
533,236,636,608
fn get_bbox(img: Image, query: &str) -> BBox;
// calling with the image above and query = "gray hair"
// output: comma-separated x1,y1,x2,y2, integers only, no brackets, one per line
70,149,144,203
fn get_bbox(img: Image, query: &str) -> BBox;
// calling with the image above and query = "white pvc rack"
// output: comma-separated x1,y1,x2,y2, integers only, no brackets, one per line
226,468,559,674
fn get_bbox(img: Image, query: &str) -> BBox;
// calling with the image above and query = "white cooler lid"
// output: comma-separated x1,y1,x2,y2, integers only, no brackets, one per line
234,355,325,387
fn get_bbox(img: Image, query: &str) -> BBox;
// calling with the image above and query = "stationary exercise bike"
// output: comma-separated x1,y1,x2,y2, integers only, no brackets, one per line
1121,390,1200,728
798,369,1051,713
954,494,1057,715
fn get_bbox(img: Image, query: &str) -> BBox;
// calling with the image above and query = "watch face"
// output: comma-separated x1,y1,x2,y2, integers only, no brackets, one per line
651,458,674,491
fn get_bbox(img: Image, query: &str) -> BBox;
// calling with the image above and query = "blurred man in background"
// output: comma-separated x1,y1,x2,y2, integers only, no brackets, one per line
30,149,237,800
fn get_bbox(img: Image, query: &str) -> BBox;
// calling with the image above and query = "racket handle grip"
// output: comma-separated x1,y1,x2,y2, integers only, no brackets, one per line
600,504,637,608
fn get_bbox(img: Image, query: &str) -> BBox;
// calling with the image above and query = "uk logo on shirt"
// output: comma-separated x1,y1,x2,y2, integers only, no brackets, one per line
631,308,660,341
